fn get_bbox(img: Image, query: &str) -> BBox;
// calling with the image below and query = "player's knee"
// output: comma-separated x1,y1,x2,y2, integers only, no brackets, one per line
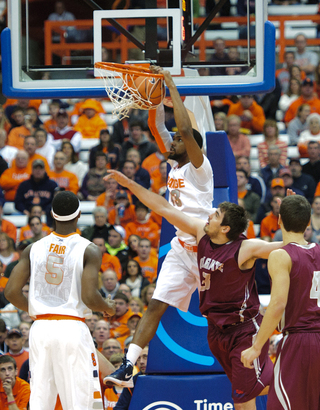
147,298,168,317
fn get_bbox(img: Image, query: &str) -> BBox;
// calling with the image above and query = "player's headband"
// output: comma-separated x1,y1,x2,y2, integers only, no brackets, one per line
52,203,80,221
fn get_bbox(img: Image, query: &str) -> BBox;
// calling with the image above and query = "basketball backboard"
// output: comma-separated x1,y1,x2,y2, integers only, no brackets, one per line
3,0,275,99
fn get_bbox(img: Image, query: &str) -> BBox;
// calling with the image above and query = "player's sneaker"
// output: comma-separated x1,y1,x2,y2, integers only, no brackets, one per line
103,357,134,388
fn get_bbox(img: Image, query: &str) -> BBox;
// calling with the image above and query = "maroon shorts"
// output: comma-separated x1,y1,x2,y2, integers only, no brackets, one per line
208,314,273,404
267,332,320,410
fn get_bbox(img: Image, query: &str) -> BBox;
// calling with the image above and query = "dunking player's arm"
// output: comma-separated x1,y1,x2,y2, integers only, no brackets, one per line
105,171,283,264
5,243,115,316
156,67,204,169
149,66,204,169
241,249,290,368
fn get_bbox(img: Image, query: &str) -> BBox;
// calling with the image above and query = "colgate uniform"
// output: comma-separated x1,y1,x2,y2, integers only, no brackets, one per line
153,156,213,312
28,232,103,410
198,234,273,403
267,242,320,410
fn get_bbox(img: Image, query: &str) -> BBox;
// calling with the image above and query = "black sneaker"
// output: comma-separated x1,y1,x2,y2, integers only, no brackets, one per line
103,357,134,388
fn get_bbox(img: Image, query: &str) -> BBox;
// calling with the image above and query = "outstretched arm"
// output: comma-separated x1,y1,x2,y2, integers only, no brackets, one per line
104,171,204,240
241,249,290,368
151,66,204,168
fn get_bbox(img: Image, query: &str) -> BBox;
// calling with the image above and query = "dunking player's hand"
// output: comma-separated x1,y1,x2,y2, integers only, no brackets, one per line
150,65,174,87
103,295,116,317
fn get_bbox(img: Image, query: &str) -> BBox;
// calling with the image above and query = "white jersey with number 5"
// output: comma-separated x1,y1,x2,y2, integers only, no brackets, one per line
167,155,214,244
29,232,93,319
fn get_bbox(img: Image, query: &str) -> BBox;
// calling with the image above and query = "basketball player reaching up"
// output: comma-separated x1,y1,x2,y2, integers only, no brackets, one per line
103,169,293,410
104,66,214,388
241,195,320,410
5,191,116,410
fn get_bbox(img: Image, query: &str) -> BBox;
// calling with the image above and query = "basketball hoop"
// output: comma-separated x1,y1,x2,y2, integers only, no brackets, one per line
94,62,166,120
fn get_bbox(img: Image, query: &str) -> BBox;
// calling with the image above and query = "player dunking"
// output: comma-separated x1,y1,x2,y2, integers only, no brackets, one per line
241,195,320,410
5,191,116,410
103,169,291,409
104,66,214,387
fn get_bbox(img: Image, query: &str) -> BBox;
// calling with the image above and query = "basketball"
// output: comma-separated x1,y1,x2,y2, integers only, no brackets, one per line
134,76,165,106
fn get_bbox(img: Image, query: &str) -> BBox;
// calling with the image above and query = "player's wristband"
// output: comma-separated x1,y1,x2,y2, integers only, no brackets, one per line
7,400,16,405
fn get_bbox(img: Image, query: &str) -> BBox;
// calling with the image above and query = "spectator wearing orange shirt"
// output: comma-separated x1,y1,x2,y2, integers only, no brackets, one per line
0,150,30,201
125,202,159,249
151,160,167,196
108,293,132,349
5,330,29,377
0,355,30,410
134,238,158,283
19,204,51,243
108,190,136,229
0,203,17,244
69,99,105,126
43,101,60,134
228,95,265,134
6,107,33,149
92,236,122,280
11,136,50,175
141,149,165,181
4,99,41,125
96,177,133,214
260,195,283,241
74,99,107,139
48,151,79,194
284,78,320,124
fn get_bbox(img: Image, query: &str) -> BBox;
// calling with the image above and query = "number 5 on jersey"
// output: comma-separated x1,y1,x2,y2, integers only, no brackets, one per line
46,255,64,285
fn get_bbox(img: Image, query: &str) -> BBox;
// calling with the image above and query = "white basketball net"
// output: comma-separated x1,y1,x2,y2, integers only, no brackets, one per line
95,63,165,121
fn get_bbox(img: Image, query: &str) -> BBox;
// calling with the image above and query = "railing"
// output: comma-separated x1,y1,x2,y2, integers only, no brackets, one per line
44,14,320,66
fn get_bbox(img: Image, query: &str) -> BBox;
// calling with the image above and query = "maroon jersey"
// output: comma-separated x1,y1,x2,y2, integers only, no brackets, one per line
51,129,77,141
198,234,260,329
279,242,320,333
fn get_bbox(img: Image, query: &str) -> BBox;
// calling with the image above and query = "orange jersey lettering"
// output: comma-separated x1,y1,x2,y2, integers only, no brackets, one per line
167,177,185,189
49,243,66,254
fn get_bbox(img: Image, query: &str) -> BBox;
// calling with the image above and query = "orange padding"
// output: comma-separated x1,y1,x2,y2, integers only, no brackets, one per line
35,314,85,322
178,238,198,253
148,109,168,154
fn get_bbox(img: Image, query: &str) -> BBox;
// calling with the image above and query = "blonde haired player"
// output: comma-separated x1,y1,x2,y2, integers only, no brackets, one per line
104,66,214,388
5,191,116,410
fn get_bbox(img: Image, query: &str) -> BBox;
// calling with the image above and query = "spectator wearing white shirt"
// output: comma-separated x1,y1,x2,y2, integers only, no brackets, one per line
278,78,301,117
287,103,311,146
298,113,320,157
294,33,318,80
0,130,17,167
34,128,55,169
